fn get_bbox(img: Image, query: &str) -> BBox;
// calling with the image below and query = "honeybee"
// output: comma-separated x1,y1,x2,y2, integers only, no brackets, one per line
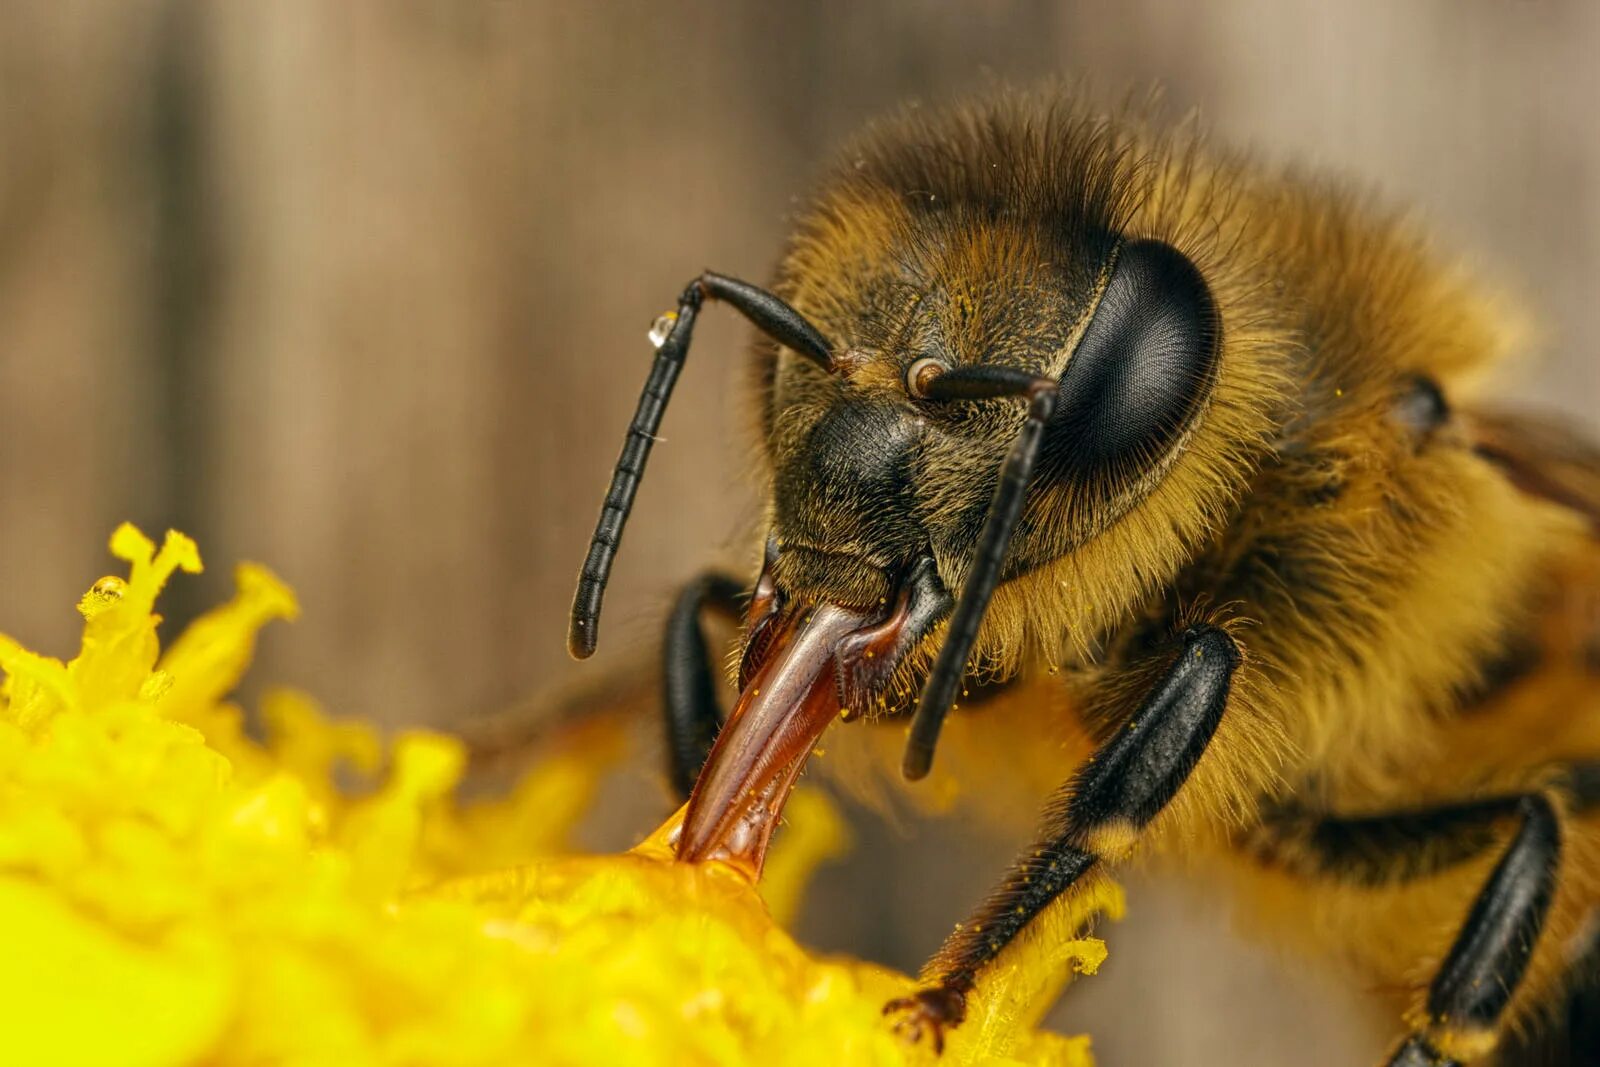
565,86,1600,1065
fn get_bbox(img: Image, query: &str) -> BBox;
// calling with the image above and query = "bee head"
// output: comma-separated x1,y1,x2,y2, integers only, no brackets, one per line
763,226,1222,619
573,90,1277,872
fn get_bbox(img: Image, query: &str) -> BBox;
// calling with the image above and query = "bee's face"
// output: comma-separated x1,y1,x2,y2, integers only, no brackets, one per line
761,212,1094,609
761,202,1222,622
676,208,1225,865
600,101,1267,869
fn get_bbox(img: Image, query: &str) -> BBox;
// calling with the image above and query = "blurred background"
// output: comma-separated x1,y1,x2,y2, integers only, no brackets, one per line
2,2,1597,1064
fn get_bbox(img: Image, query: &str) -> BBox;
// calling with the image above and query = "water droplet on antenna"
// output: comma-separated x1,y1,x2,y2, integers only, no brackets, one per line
648,311,678,349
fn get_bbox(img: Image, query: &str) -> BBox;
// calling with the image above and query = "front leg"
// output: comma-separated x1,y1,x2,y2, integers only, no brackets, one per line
661,571,744,799
885,623,1243,1051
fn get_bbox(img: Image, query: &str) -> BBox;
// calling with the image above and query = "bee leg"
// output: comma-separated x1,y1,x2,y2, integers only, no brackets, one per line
1246,794,1533,888
885,623,1241,1050
661,571,745,800
1251,770,1600,1065
1252,787,1570,1066
1378,794,1562,1066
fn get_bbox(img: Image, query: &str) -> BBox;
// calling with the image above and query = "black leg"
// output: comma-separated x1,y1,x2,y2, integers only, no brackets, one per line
1249,762,1600,887
1251,778,1587,1067
885,623,1242,1051
1246,795,1527,887
661,571,745,800
1380,794,1562,1067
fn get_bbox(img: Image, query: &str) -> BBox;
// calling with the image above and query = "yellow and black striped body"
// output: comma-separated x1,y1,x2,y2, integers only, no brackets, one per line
560,85,1600,1064
761,88,1600,1064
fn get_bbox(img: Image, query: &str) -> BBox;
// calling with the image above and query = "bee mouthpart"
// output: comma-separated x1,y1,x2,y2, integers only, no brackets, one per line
834,557,951,716
674,557,952,876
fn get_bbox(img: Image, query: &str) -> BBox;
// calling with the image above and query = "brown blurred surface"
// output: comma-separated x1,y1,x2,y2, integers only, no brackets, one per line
2,3,1597,1064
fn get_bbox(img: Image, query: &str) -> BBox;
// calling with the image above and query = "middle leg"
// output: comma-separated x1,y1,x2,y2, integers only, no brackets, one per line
1249,765,1600,1066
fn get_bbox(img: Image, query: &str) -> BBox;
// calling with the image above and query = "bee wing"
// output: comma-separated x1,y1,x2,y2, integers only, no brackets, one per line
1467,408,1600,535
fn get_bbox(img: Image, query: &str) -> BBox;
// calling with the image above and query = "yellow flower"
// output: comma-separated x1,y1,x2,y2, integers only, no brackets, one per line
0,525,1116,1066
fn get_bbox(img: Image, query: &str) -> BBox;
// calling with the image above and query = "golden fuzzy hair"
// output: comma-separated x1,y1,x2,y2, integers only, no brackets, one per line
745,85,1600,1058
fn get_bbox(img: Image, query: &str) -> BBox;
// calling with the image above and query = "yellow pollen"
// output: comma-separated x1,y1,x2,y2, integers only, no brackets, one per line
0,523,1114,1067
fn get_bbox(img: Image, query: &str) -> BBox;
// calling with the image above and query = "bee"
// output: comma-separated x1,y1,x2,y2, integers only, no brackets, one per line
565,85,1600,1065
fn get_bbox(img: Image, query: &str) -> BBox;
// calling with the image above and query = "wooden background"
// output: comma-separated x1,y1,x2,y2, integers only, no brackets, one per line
2,3,1596,1063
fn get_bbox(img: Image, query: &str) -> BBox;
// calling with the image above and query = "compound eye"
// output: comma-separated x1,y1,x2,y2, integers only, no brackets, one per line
1043,239,1221,483
905,356,950,399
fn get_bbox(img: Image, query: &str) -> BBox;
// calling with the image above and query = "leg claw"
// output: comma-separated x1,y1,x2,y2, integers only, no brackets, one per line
883,985,967,1055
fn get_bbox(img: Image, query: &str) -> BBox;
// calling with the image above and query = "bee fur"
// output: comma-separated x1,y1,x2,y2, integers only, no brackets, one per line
591,84,1600,1064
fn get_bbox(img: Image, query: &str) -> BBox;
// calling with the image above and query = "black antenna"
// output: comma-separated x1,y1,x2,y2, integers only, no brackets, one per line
902,372,1057,779
568,273,834,660
918,364,1053,403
